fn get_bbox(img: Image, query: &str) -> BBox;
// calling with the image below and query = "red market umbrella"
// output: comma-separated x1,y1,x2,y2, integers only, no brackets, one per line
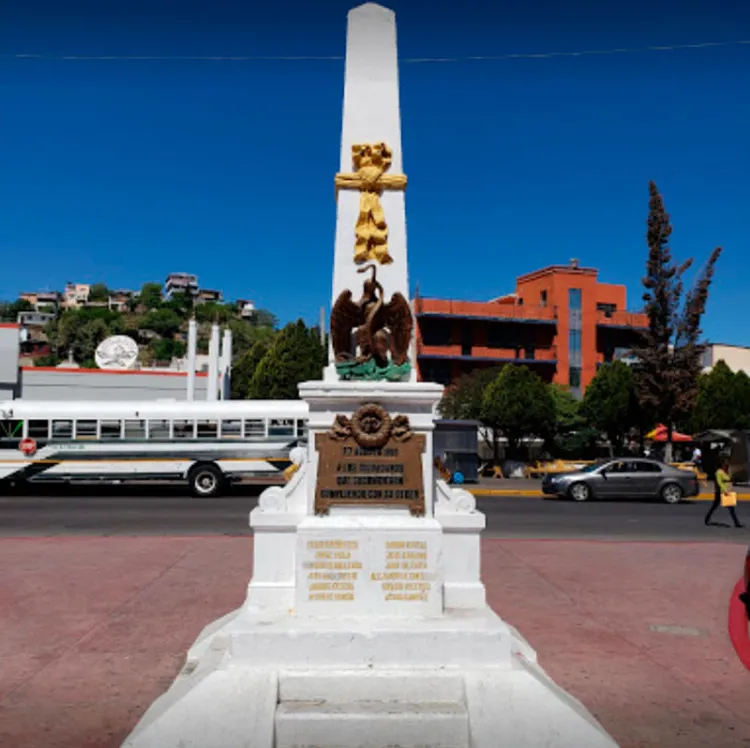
646,424,692,442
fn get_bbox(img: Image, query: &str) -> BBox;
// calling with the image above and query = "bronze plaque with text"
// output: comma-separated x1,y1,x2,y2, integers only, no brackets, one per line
315,431,426,516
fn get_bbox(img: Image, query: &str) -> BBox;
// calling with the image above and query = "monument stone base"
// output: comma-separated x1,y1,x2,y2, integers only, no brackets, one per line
122,381,618,748
123,608,617,748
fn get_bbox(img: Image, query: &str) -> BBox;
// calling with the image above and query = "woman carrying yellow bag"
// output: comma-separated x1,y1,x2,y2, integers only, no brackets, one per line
705,458,743,528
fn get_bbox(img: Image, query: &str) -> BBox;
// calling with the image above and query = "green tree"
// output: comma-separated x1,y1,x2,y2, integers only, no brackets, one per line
438,367,501,456
150,338,186,362
691,361,750,432
581,361,640,455
438,367,501,421
631,181,722,461
548,384,599,458
228,317,277,358
163,291,193,318
0,299,34,321
481,366,556,460
248,320,325,399
194,302,233,325
33,353,61,367
71,318,110,363
736,371,750,430
89,283,110,302
139,308,182,338
231,340,271,399
138,282,163,310
249,308,278,329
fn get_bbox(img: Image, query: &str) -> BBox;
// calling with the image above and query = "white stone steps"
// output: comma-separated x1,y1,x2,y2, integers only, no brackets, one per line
274,700,470,748
279,669,465,704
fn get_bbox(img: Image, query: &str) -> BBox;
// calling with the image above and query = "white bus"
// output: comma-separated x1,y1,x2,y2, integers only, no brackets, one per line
0,400,309,497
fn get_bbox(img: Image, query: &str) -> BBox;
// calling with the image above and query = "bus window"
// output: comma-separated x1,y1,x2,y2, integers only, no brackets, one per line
196,420,218,439
52,420,73,440
296,420,308,440
221,420,242,439
174,420,195,439
148,420,170,440
75,420,98,439
0,420,23,439
28,420,49,439
125,420,147,439
269,419,294,437
100,420,122,440
244,419,265,439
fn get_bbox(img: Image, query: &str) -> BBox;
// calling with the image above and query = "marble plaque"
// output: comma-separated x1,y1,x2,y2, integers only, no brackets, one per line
295,521,443,617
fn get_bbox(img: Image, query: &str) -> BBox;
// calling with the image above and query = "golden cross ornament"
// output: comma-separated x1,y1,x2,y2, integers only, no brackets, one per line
334,142,407,265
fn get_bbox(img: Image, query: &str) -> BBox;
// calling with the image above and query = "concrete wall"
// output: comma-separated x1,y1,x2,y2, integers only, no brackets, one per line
705,345,750,377
0,324,20,398
18,367,208,401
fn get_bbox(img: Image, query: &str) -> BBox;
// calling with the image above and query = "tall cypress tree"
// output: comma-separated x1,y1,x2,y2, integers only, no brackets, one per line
248,320,325,399
631,182,722,461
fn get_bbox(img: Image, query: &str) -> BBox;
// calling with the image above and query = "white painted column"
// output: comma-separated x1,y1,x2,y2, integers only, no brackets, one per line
186,317,197,401
327,2,414,382
220,328,233,400
207,322,220,401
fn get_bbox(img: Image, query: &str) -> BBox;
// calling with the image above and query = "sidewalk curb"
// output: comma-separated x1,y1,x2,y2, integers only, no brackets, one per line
467,488,750,502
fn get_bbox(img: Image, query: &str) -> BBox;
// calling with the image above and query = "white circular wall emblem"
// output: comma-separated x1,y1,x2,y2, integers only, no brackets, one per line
95,335,139,370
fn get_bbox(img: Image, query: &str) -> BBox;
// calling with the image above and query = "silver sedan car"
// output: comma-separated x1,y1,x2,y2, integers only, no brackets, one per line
541,458,700,503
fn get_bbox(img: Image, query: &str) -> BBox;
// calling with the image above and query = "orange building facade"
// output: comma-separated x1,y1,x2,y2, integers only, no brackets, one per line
414,262,648,396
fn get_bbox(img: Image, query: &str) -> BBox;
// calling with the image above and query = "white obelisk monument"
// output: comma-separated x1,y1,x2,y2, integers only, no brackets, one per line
122,5,619,747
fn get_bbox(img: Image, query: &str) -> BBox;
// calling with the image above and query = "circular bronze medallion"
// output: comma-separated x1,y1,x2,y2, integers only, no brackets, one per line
351,403,391,449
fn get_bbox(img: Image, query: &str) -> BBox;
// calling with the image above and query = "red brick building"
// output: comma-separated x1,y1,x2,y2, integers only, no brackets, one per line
414,261,648,395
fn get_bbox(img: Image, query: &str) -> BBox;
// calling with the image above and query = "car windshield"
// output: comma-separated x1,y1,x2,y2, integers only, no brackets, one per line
578,463,601,473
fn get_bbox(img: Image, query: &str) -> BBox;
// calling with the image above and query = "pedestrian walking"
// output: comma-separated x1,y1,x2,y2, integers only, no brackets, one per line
705,457,743,528
691,445,702,470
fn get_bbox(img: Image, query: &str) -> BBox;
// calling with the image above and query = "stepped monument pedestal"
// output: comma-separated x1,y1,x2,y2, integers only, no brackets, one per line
122,5,619,747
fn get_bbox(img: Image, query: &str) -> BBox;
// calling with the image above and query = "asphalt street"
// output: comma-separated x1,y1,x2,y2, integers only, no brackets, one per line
1,484,749,541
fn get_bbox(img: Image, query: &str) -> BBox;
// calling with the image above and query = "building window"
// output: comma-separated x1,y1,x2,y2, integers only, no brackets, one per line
486,324,517,350
421,360,452,386
568,288,582,392
569,288,582,311
540,290,547,307
420,319,452,347
461,325,473,356
596,302,616,318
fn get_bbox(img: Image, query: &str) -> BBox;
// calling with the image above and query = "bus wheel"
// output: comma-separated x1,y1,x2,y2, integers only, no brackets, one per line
189,464,225,498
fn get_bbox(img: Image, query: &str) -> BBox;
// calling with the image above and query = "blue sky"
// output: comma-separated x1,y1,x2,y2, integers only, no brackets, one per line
1,0,748,343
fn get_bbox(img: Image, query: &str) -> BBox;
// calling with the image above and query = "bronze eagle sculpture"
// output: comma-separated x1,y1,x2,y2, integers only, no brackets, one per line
330,264,413,369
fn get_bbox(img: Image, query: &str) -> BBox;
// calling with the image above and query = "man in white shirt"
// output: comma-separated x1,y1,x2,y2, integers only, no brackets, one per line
692,446,702,468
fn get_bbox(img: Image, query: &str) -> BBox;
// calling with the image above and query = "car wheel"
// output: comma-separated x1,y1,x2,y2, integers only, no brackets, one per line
661,482,683,504
189,464,225,498
568,482,591,502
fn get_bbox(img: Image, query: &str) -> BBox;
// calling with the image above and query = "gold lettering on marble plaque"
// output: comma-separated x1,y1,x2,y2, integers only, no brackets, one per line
304,538,360,602
374,540,432,602
315,405,425,515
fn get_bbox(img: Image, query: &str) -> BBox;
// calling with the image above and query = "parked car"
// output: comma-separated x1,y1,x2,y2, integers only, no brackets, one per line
541,458,700,503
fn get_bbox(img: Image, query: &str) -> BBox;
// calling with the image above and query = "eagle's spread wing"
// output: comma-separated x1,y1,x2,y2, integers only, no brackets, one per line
330,290,364,361
382,292,413,366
